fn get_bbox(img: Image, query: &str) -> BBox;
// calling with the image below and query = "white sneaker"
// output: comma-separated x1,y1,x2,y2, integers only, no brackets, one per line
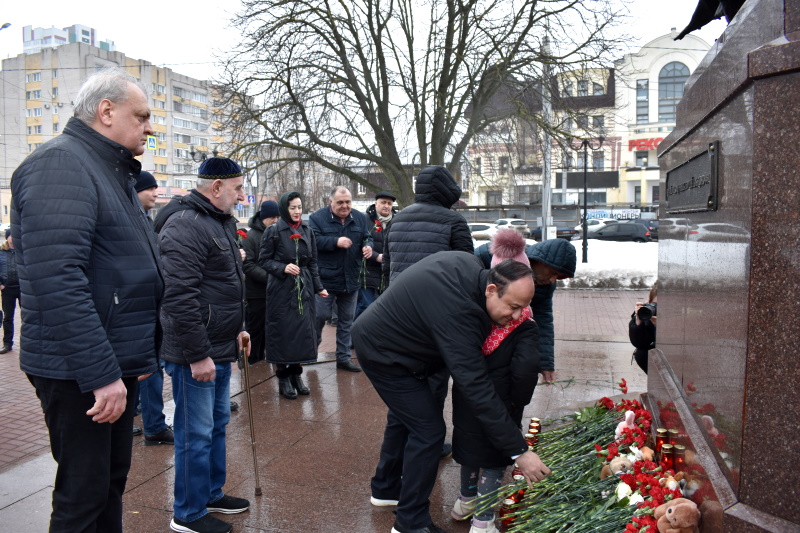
469,518,499,533
450,495,476,520
371,496,399,506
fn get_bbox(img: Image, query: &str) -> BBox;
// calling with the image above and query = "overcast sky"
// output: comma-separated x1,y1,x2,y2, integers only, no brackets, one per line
0,0,727,81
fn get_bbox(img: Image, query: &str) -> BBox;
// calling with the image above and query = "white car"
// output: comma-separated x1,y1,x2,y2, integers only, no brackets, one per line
468,223,498,240
574,218,619,233
493,218,531,237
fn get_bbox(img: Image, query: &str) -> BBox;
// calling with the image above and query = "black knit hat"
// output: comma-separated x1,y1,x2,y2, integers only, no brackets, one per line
197,157,243,179
259,200,280,220
375,191,396,201
134,170,158,192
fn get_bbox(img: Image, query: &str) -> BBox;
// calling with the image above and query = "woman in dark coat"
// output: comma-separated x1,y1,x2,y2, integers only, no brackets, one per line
259,192,327,399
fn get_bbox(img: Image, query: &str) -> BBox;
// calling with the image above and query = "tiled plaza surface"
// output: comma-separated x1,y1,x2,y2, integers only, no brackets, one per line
0,288,649,532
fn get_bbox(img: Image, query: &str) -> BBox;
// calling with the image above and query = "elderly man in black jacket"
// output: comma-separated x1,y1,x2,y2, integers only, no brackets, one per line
159,157,251,533
353,253,551,533
10,68,162,533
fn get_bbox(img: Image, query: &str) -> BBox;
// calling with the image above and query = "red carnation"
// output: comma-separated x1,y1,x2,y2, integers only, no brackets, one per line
618,377,628,394
290,233,302,240
598,397,615,410
236,229,247,239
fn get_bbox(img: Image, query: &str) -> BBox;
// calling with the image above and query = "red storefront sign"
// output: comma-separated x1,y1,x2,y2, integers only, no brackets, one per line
628,138,663,151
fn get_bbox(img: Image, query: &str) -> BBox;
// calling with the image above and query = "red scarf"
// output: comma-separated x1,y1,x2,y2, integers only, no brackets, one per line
482,306,533,356
289,220,301,229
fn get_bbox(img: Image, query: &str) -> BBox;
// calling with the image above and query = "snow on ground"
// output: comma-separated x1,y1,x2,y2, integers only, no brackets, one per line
558,239,657,289
475,237,658,289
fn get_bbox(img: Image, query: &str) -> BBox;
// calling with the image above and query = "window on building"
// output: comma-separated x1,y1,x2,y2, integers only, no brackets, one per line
592,115,604,128
53,122,59,132
498,156,510,175
516,185,540,204
152,83,157,92
158,148,167,157
593,82,604,95
26,72,41,82
577,115,588,129
157,180,168,187
26,107,43,117
175,133,192,144
652,186,660,202
52,69,58,78
175,148,190,158
174,86,187,98
52,87,58,97
474,157,482,175
487,190,503,205
357,182,366,196
563,118,572,132
158,132,166,141
634,186,642,204
658,62,690,122
592,151,604,171
52,106,58,115
635,151,648,167
33,125,43,134
26,90,42,100
159,164,168,173
158,84,165,94
577,80,588,96
563,82,573,96
636,79,649,124
82,29,90,36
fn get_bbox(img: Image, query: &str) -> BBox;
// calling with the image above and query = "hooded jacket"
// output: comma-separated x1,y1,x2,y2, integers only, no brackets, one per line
474,238,576,372
382,166,473,284
10,117,162,392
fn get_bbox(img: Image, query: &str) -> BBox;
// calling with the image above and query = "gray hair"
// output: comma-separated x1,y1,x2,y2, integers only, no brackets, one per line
195,177,215,191
330,185,351,198
73,68,148,124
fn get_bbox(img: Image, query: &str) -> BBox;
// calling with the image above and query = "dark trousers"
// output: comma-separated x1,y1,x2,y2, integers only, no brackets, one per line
1,289,20,347
28,374,138,533
363,365,447,530
245,298,266,364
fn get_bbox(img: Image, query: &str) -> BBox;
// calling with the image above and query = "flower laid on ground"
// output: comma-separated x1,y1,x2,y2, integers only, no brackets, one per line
290,233,304,315
476,389,716,532
618,377,628,394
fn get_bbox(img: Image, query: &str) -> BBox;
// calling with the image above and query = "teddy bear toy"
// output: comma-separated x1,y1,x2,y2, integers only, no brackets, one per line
600,456,633,479
654,497,700,533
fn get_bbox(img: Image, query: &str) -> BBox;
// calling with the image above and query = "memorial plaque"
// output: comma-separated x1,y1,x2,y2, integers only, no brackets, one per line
665,141,719,213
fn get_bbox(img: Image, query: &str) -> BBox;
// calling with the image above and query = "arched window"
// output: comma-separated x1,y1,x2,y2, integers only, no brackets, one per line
593,82,604,95
658,62,690,122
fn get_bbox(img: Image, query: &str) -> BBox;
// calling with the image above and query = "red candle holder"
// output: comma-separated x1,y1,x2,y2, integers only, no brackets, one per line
655,428,668,452
661,443,675,471
673,444,686,472
499,498,516,527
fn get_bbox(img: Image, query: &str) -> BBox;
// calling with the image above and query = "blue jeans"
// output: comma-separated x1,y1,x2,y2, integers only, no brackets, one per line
354,287,376,320
315,290,357,363
139,364,168,436
165,361,231,522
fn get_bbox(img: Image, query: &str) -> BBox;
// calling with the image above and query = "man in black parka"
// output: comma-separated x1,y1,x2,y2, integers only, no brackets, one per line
159,157,251,533
10,68,162,532
353,253,551,533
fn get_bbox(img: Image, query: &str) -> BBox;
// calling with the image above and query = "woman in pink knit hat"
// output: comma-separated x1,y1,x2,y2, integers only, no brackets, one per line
450,229,540,533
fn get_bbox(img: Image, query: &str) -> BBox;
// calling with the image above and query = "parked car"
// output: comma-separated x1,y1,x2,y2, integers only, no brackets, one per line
584,222,652,242
631,219,659,241
688,222,749,243
494,218,531,238
574,218,619,233
469,223,499,240
529,225,579,241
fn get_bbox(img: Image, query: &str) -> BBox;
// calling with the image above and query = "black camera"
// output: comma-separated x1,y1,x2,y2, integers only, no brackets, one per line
637,303,657,321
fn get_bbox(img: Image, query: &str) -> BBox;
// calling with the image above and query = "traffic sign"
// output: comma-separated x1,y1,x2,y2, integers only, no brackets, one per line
247,195,255,203
235,203,244,211
146,136,157,151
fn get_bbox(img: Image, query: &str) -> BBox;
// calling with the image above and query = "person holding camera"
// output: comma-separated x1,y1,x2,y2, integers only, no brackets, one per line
629,282,657,373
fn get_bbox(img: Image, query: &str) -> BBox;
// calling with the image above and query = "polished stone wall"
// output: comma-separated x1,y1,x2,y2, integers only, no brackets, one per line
655,0,800,530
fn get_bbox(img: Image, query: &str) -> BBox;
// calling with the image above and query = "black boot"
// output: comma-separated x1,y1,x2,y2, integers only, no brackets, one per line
289,365,310,395
276,367,297,399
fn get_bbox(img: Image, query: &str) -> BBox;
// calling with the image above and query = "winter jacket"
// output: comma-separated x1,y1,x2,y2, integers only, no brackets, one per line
629,313,655,373
259,219,324,364
159,190,245,365
308,206,372,293
382,166,473,285
353,251,529,458
362,203,395,291
242,214,269,300
474,238,576,372
0,245,19,293
452,320,540,468
10,117,162,393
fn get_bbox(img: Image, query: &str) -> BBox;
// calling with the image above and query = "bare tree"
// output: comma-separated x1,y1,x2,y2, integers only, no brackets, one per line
218,0,628,206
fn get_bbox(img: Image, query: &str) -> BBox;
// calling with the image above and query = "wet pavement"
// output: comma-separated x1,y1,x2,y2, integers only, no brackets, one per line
0,289,648,532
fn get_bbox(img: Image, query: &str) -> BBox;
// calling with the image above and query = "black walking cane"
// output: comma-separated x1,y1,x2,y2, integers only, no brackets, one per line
239,337,263,496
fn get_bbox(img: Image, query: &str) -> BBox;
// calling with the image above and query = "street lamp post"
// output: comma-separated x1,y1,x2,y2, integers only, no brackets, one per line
574,136,604,263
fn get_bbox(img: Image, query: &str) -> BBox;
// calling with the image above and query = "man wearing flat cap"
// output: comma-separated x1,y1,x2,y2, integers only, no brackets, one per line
158,156,251,533
355,191,396,319
242,200,280,364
